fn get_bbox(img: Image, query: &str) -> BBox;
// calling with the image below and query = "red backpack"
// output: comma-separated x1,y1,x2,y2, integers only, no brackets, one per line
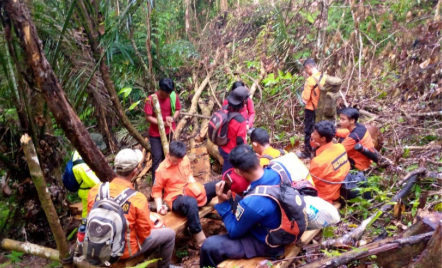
208,106,242,146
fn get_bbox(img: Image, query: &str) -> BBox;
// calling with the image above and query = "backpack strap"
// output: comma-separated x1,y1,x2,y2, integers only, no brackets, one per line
261,155,274,161
98,182,110,200
310,72,325,110
170,91,177,115
73,159,85,166
278,149,286,155
268,162,291,186
114,188,138,207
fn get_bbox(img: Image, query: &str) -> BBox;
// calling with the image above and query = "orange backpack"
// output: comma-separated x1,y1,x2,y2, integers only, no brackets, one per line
244,163,308,247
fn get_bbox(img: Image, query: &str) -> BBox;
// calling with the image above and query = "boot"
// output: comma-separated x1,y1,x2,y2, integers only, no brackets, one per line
193,231,207,248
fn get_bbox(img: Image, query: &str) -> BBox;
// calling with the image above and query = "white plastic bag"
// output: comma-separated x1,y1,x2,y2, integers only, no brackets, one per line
270,152,311,183
304,196,340,230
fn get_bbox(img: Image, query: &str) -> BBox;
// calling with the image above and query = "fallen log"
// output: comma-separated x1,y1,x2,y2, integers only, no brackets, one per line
322,175,417,248
396,167,426,186
0,239,99,268
180,112,211,119
409,224,442,268
196,99,214,142
301,231,434,268
410,110,442,117
206,139,223,164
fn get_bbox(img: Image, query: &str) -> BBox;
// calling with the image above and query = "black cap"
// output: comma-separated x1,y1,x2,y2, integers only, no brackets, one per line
227,86,250,105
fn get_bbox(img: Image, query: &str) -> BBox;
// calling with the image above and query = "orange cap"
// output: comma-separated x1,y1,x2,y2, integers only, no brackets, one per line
150,212,165,229
184,182,207,207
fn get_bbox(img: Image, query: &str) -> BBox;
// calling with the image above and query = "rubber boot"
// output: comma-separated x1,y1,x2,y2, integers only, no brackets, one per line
193,231,207,247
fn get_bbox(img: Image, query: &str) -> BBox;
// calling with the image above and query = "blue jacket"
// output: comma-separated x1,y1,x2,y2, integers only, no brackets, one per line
215,168,282,244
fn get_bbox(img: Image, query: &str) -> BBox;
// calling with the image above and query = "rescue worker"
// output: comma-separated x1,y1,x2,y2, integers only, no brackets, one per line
298,59,326,159
152,141,218,247
87,149,176,267
200,145,284,267
72,133,106,222
250,128,287,167
222,81,256,130
144,78,181,184
219,87,248,174
336,108,375,170
309,121,350,203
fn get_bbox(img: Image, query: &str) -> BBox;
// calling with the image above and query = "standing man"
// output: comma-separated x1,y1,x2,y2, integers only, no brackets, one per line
87,149,176,267
298,59,326,159
218,87,248,174
200,145,285,267
336,108,375,170
309,121,350,203
144,78,181,184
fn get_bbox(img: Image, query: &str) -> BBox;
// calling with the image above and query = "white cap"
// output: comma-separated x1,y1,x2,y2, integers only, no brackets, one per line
114,149,143,172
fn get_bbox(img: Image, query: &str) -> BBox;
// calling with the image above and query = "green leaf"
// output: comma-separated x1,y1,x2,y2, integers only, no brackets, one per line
118,87,132,98
290,136,296,146
403,148,410,158
128,259,160,268
67,228,78,241
128,100,141,111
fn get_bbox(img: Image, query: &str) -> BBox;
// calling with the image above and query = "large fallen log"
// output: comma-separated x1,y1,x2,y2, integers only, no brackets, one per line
196,99,214,142
300,231,434,268
0,239,97,268
322,174,417,248
409,224,442,268
206,139,223,165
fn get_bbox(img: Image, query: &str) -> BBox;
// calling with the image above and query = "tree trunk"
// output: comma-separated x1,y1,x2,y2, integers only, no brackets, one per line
145,1,155,90
220,0,228,12
185,0,191,36
75,0,151,153
1,239,99,268
3,0,115,182
207,139,224,164
196,99,214,142
20,134,73,268
151,94,169,155
409,224,442,268
129,26,150,90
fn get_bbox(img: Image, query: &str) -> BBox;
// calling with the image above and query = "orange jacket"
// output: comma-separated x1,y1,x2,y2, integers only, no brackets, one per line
336,124,375,170
310,142,350,203
259,146,287,167
151,156,192,208
87,178,151,259
301,72,326,111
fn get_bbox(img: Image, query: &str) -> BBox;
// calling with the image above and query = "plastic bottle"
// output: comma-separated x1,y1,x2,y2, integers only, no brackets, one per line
77,224,86,244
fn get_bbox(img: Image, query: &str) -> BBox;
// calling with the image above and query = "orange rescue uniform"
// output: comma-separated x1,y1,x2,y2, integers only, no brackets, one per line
151,156,192,208
87,178,151,259
310,142,350,203
301,72,326,111
259,147,288,167
336,123,375,170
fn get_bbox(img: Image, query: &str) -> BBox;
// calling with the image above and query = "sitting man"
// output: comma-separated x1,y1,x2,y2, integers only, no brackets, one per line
336,108,375,170
309,121,350,203
250,128,287,167
200,145,285,267
87,149,175,268
152,141,218,247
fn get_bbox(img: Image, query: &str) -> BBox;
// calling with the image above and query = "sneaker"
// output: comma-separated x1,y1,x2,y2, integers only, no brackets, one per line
296,151,311,159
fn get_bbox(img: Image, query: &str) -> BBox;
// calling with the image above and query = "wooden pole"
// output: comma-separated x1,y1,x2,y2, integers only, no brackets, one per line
2,0,115,182
1,239,99,268
20,134,73,268
151,94,169,155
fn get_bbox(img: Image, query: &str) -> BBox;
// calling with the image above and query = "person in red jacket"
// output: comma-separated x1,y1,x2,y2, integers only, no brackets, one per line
336,108,375,170
222,81,255,129
144,78,181,184
309,121,350,203
219,87,248,174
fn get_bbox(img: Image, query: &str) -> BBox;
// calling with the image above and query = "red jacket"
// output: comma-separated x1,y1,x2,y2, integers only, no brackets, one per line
144,92,181,137
219,114,247,154
222,97,255,128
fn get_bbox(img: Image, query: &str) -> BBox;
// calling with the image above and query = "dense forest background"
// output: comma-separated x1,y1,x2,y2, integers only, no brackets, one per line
0,0,441,267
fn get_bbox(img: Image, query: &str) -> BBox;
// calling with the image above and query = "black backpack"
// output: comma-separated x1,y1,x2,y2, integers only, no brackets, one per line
208,106,242,146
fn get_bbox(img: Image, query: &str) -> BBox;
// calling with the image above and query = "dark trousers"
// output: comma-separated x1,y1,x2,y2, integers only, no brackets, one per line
219,147,233,175
172,180,219,234
150,136,170,184
304,109,316,155
200,234,284,267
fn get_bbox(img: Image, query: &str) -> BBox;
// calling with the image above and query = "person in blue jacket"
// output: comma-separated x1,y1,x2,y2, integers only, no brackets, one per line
200,145,284,267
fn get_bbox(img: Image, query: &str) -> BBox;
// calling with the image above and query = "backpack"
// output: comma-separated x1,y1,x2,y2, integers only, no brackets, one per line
312,73,342,122
62,158,85,192
340,172,372,201
245,162,307,247
208,106,242,146
83,182,137,266
261,149,286,161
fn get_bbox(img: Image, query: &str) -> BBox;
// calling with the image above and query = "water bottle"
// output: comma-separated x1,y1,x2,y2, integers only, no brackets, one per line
77,224,86,244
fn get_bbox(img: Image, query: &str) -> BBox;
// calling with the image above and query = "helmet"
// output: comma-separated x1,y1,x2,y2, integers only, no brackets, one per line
150,212,165,229
184,182,207,207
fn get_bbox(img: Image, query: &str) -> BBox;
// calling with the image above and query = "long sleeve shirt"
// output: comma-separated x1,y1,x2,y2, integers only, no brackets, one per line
310,142,350,203
301,72,326,111
222,97,255,128
336,124,375,170
151,156,192,208
215,168,282,243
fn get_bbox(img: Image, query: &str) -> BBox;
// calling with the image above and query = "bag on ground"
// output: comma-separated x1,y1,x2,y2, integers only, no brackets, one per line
83,182,137,266
208,106,242,146
270,153,315,186
304,196,340,230
340,171,372,201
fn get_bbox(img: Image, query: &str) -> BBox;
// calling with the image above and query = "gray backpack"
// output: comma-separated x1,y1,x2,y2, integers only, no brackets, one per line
83,182,137,266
